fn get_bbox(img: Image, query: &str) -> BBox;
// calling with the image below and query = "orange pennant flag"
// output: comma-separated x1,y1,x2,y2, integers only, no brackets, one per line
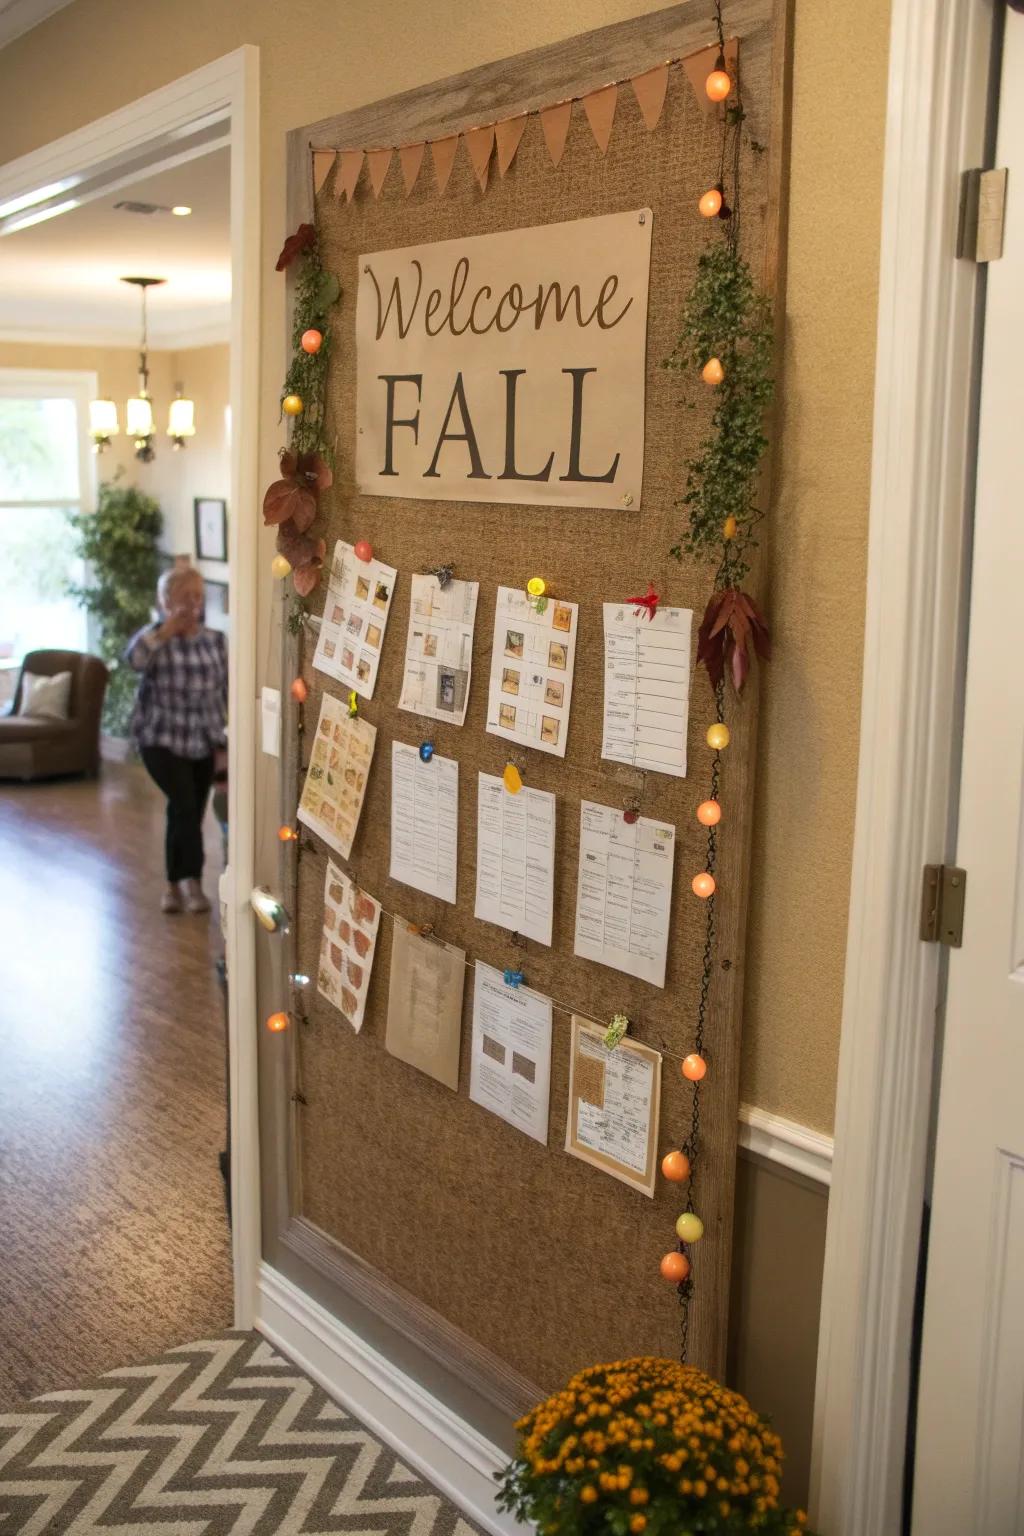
335,149,363,202
465,125,495,192
398,141,425,195
367,147,393,198
680,37,739,115
631,64,670,131
494,115,528,177
583,84,618,154
539,101,572,168
312,149,336,194
431,135,459,195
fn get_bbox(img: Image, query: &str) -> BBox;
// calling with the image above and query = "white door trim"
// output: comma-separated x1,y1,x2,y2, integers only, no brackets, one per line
809,2,996,1531
0,46,263,1330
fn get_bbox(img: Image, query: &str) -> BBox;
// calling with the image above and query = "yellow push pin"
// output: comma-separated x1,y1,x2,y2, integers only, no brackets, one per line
526,575,547,613
503,761,523,795
347,690,359,718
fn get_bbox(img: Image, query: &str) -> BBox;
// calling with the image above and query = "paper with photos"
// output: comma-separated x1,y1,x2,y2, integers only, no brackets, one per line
485,585,578,757
573,800,675,988
565,1016,662,1196
313,539,398,700
297,692,377,860
398,572,479,726
318,860,381,1031
602,603,693,777
469,962,552,1144
474,772,555,947
389,741,458,904
385,917,466,1090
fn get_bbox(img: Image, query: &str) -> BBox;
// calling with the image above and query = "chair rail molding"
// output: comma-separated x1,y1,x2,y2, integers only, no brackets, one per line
809,0,997,1531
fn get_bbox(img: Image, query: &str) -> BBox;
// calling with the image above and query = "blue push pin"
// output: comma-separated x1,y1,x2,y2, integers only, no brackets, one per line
419,741,434,763
503,968,525,989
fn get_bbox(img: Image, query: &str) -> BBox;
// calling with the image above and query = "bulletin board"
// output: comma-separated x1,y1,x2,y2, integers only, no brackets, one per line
279,0,787,1409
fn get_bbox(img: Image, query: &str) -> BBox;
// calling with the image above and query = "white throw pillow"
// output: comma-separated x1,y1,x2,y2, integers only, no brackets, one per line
18,670,72,720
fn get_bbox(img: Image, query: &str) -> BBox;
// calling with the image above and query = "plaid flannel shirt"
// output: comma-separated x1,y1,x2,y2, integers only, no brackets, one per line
125,624,227,759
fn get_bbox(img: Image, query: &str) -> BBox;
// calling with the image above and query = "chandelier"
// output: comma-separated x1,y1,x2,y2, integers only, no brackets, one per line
89,276,196,459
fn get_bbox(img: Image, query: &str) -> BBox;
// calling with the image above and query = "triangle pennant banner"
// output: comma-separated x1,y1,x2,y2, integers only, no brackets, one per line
539,101,572,168
465,125,495,192
631,64,670,132
431,135,459,195
367,147,393,198
582,84,618,154
336,149,364,202
494,115,528,177
312,150,336,194
398,141,425,195
680,36,739,116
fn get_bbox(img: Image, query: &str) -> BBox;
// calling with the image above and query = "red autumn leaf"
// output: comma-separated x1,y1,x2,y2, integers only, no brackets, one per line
275,223,316,271
292,562,322,597
276,520,324,569
697,587,770,693
297,451,332,491
263,478,317,531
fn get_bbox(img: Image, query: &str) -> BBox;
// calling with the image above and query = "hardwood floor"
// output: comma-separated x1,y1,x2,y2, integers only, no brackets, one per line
0,760,233,1408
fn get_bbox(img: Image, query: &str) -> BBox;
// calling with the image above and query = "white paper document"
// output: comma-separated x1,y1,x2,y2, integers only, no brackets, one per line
474,771,555,946
565,1017,662,1196
602,603,693,777
485,585,578,757
469,962,552,1144
389,741,458,904
318,860,381,1032
573,800,676,987
313,539,398,700
398,572,479,726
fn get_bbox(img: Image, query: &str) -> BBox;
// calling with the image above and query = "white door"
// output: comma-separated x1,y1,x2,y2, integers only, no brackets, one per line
912,13,1024,1533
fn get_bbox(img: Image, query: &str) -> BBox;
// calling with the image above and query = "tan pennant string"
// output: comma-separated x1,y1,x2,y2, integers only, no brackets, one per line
336,149,364,202
367,147,393,198
539,100,572,167
582,83,618,154
398,141,425,195
680,36,739,115
494,115,528,177
431,135,459,195
465,125,495,192
631,64,670,132
312,149,336,194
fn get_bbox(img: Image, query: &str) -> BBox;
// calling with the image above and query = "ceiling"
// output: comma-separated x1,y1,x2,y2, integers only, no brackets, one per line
0,0,75,51
0,149,231,348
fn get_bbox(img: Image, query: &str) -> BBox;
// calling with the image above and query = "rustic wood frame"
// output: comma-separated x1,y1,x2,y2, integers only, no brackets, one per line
272,0,789,1418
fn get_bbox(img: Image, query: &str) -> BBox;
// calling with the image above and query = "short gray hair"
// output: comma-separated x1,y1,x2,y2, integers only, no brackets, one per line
157,563,199,610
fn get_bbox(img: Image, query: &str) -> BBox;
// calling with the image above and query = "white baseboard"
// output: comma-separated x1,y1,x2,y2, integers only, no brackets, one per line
738,1103,834,1187
256,1262,527,1536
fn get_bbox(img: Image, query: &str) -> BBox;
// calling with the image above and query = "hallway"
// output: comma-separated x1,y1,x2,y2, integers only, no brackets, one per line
0,761,233,1408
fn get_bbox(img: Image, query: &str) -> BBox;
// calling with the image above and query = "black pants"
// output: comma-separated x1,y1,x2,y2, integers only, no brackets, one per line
141,746,215,883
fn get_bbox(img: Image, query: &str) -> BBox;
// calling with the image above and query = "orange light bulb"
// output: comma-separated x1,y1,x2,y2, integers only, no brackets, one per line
723,515,739,540
699,186,723,218
278,825,298,842
705,68,732,102
696,800,722,827
661,1150,691,1182
290,677,308,703
692,872,716,899
682,1053,707,1082
660,1251,691,1283
266,1011,289,1033
301,329,323,354
701,357,725,386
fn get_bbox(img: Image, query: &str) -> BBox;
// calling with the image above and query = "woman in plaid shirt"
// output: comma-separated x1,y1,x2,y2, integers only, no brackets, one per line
125,566,227,914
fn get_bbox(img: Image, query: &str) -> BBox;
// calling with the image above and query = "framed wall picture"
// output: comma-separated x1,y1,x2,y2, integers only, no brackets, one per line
204,578,229,633
194,497,228,563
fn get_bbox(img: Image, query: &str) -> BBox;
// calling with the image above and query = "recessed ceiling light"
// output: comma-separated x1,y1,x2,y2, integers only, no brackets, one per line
171,205,192,217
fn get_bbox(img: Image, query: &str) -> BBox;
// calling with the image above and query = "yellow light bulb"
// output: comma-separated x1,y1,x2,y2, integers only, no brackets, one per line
706,722,731,751
282,394,303,416
271,553,292,579
702,357,725,386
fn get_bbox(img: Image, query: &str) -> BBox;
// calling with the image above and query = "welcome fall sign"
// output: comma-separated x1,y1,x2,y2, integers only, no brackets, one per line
355,209,653,510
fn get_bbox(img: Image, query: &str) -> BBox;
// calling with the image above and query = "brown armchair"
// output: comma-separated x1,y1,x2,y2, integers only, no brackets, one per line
0,650,109,781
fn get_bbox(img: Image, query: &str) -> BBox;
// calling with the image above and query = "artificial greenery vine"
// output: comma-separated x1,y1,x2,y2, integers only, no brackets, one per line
262,222,342,597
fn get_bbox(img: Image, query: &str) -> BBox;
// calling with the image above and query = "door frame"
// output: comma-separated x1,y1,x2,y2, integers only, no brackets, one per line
0,47,263,1326
809,0,999,1530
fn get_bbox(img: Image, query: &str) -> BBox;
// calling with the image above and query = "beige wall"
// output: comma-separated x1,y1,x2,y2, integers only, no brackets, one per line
0,0,889,1133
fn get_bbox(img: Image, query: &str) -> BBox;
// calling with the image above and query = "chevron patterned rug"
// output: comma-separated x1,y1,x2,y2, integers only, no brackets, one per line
0,1331,484,1535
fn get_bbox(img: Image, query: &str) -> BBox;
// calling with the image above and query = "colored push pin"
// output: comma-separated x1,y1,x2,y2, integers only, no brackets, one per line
603,1012,629,1049
432,563,454,589
290,972,311,988
526,575,547,613
503,761,523,795
347,690,358,718
354,538,373,563
503,968,525,989
623,798,640,825
419,741,434,763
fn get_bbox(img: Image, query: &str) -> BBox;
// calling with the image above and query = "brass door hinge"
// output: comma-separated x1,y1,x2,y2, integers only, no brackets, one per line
957,168,1008,262
920,865,967,948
